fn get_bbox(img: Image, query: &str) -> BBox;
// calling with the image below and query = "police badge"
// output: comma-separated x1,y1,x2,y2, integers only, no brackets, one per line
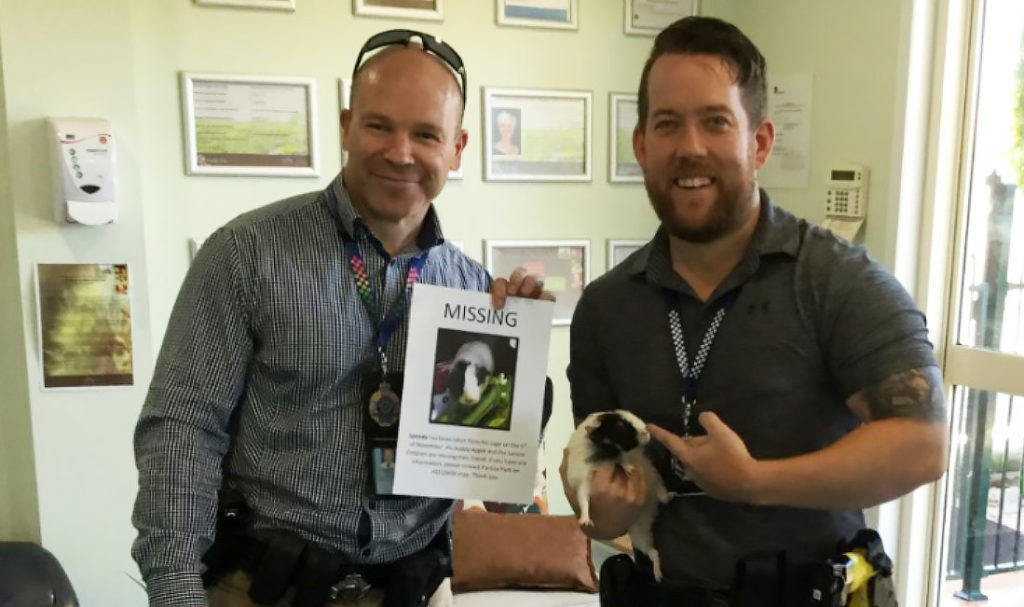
368,382,401,428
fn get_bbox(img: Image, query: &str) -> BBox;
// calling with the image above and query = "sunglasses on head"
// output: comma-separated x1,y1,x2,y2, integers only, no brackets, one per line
353,29,467,102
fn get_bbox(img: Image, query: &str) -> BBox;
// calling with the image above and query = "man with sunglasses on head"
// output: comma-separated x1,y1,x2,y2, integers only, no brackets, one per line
131,30,546,607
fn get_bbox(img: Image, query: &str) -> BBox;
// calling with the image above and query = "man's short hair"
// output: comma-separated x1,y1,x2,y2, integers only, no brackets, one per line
637,16,767,130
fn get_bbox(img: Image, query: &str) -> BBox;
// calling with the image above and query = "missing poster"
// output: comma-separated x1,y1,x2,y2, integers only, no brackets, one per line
393,284,554,503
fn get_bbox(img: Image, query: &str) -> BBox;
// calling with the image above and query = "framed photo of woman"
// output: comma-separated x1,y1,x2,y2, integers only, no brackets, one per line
483,88,592,182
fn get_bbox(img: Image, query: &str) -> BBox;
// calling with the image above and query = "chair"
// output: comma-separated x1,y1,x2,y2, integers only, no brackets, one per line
0,542,78,607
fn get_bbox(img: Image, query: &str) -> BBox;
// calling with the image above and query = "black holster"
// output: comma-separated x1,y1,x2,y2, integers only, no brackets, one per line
599,552,730,607
201,486,252,588
597,546,832,607
201,491,450,607
732,549,817,607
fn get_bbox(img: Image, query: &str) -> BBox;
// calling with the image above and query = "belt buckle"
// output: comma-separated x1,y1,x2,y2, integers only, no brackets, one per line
330,572,372,603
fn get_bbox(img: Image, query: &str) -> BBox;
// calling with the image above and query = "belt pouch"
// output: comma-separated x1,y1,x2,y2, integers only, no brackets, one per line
732,550,784,607
381,544,447,607
293,543,346,607
248,534,305,605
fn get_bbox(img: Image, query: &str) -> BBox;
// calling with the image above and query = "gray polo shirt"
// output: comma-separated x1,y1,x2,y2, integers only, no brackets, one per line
567,191,937,589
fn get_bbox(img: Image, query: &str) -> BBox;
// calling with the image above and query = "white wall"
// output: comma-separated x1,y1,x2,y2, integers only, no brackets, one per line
0,0,156,603
0,1,912,604
0,26,40,544
707,0,905,266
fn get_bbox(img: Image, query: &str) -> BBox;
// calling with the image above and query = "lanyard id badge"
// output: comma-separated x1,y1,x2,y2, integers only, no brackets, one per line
343,230,427,496
655,291,734,496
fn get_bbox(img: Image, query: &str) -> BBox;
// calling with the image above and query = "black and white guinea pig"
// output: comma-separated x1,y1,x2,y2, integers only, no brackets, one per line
446,340,494,406
429,341,497,425
564,409,672,581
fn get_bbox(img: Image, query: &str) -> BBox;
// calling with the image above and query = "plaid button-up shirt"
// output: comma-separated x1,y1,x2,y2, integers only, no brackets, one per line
132,175,490,606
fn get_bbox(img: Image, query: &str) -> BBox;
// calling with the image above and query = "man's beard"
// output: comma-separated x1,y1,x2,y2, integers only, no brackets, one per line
645,176,756,244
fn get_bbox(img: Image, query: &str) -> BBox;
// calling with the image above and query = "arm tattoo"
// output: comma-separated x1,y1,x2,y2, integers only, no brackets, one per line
862,366,946,422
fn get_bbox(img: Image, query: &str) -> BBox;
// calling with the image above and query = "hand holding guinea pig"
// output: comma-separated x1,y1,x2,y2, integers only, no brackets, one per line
563,410,673,581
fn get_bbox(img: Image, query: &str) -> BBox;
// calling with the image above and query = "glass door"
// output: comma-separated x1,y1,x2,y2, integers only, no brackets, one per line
937,1,1024,604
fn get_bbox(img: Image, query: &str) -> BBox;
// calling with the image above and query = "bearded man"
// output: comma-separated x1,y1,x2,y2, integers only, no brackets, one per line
562,15,947,607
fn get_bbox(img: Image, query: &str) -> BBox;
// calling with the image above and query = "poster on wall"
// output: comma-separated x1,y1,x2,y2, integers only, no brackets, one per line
181,72,320,177
35,263,134,389
483,88,592,182
485,240,589,325
759,73,812,189
625,0,699,36
392,284,554,503
609,93,642,182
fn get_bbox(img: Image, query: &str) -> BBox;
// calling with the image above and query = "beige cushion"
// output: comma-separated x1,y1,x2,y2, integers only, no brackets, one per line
452,509,598,593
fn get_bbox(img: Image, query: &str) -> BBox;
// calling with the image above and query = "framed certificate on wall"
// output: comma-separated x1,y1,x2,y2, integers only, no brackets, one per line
609,93,642,183
353,0,443,21
625,0,699,36
195,0,296,10
496,0,578,30
181,72,320,177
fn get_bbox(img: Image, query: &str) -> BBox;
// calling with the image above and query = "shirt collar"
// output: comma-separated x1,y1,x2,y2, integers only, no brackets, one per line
329,173,446,252
627,188,803,290
750,189,801,257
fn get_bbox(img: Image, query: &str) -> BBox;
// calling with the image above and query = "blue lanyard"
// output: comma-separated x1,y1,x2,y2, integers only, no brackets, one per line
666,292,735,435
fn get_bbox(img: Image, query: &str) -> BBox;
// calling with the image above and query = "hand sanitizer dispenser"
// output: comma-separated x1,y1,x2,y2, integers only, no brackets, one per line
50,118,117,225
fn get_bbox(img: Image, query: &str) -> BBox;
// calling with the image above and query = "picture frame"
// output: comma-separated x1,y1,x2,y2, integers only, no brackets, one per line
339,78,463,180
485,240,590,325
609,93,642,183
496,0,578,30
624,0,699,36
607,239,646,270
353,0,443,21
34,263,135,390
181,72,319,177
483,87,592,182
195,0,296,10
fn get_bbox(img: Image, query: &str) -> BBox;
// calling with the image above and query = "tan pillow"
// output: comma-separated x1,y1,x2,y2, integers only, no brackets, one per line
452,509,598,593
